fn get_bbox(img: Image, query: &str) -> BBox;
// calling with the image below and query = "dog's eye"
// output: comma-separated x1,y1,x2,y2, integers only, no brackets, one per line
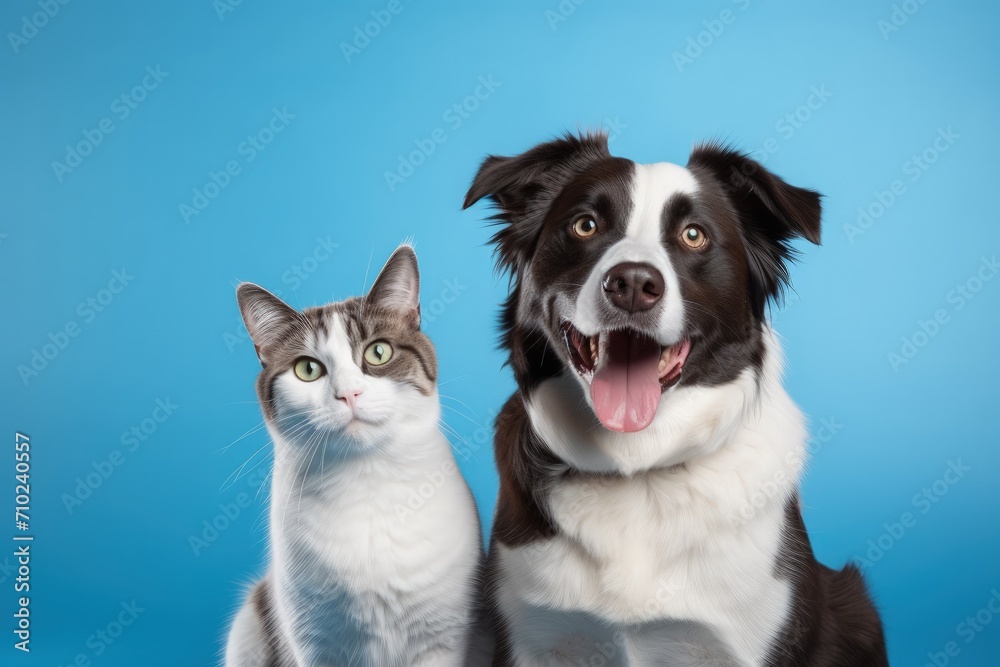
572,217,598,238
681,225,708,250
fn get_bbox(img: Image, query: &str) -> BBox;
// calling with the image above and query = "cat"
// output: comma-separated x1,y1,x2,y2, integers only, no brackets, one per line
225,245,488,666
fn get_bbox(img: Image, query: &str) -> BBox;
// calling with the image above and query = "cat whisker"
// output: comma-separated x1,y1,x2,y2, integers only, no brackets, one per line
437,403,489,428
230,247,483,662
218,421,270,454
221,441,273,492
221,416,318,491
438,394,480,415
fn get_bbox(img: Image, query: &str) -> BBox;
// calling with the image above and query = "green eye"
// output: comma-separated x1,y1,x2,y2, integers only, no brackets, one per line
364,341,393,366
293,357,325,382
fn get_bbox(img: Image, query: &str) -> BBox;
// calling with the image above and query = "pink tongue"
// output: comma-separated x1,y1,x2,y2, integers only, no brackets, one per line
590,330,662,433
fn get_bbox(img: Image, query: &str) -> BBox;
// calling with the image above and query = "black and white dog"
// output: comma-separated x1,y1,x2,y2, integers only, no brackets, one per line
463,134,888,666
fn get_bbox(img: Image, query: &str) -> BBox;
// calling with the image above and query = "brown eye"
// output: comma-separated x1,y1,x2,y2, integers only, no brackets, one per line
572,217,598,238
681,225,708,250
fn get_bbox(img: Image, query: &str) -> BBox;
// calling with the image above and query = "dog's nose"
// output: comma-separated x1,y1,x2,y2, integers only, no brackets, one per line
602,262,664,313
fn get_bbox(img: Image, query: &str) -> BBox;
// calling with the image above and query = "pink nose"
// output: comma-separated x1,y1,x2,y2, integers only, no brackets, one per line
337,389,363,411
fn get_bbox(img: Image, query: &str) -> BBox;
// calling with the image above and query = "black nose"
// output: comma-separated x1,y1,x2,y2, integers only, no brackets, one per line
602,262,664,313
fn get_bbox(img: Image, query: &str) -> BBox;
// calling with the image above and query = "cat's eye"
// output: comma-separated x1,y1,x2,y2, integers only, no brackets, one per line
293,357,325,382
680,225,708,250
364,341,393,366
572,216,598,238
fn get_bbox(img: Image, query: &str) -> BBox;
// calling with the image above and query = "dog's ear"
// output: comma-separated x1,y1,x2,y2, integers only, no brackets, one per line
687,142,822,317
463,132,611,273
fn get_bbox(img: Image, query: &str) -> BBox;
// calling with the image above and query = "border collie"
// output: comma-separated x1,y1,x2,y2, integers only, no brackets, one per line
463,133,888,666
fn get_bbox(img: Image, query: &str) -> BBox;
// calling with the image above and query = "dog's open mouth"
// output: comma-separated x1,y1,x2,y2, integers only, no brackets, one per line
562,322,691,433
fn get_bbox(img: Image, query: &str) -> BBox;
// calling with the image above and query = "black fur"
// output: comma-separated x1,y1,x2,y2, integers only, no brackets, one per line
769,499,889,666
464,133,629,391
687,141,822,321
464,133,888,666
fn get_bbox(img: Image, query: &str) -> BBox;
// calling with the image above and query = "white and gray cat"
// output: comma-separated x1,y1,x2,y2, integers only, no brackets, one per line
226,245,488,666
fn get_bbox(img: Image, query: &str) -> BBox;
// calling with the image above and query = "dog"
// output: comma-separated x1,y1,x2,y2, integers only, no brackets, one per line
463,133,888,666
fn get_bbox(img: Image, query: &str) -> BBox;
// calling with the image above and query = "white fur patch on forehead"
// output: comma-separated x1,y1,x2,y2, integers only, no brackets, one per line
626,162,698,242
322,313,353,359
565,162,693,344
321,312,366,391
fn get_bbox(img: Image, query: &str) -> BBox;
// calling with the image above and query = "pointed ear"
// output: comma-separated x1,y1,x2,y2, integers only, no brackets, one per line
462,132,612,273
236,283,301,365
687,142,822,316
367,245,420,326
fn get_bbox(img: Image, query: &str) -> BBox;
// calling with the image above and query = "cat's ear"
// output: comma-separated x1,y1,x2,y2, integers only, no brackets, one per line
367,245,420,327
236,283,301,366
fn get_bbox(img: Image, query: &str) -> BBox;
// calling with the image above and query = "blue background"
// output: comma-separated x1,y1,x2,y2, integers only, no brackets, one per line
2,0,998,665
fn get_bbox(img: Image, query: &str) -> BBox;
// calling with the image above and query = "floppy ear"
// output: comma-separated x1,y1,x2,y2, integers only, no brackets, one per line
236,283,301,366
687,142,822,317
366,244,421,327
463,132,612,273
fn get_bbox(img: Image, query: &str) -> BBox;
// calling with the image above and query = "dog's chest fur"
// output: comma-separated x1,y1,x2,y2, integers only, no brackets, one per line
494,339,806,666
466,134,887,665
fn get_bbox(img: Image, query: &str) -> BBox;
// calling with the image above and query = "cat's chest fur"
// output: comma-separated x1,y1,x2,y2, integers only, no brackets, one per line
278,453,470,579
270,436,480,664
228,249,483,667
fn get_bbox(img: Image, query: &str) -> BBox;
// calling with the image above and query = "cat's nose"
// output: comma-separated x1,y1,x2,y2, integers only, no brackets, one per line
337,389,363,411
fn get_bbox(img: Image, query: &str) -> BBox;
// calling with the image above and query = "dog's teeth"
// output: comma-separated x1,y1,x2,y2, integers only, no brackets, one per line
590,337,598,361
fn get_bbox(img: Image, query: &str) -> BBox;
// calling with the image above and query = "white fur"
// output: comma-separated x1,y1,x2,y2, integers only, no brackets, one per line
572,162,696,348
226,313,482,666
227,601,269,667
501,331,806,666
